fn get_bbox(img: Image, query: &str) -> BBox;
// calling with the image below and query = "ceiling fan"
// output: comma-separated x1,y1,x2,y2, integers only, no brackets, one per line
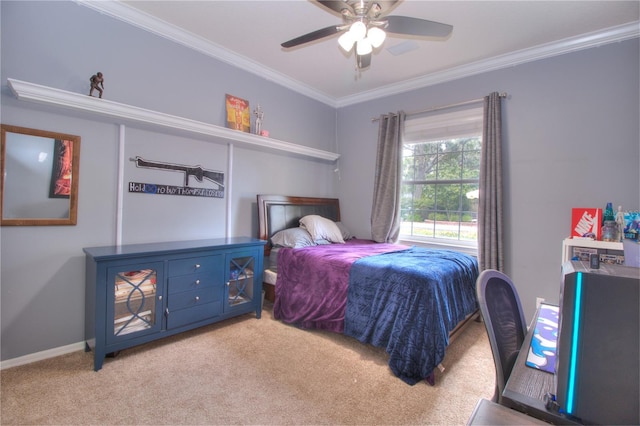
281,0,453,70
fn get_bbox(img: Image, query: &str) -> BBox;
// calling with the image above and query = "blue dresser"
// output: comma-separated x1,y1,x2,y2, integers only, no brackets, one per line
84,237,265,371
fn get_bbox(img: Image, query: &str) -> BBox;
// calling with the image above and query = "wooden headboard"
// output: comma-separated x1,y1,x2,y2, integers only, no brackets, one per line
257,194,340,256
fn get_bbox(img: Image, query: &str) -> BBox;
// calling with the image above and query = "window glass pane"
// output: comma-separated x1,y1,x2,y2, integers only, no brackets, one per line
419,154,437,180
401,133,481,244
402,154,415,181
403,145,438,181
464,138,482,151
433,184,455,212
462,149,481,180
435,211,461,239
437,151,462,180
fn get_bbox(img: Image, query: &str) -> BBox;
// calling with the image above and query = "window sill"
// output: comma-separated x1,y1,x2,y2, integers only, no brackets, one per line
398,238,478,257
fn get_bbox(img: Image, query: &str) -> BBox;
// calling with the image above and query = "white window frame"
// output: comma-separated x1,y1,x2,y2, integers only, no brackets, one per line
398,107,483,255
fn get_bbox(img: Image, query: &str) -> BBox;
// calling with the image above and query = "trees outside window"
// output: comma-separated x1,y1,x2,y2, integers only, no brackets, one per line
401,136,481,244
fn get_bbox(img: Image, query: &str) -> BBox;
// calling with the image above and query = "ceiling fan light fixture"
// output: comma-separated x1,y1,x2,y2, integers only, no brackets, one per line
356,38,372,55
281,1,453,71
338,31,355,52
367,27,386,48
349,21,367,41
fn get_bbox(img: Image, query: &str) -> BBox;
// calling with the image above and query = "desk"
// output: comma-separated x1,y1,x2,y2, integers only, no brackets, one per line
467,398,548,425
502,305,579,425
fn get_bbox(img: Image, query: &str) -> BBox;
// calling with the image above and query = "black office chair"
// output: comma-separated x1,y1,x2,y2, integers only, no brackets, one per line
476,269,528,405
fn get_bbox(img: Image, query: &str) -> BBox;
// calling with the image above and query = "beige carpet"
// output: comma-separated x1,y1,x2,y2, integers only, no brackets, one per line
1,302,494,425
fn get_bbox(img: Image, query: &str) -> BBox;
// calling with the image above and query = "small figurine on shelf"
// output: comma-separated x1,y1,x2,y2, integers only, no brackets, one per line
616,205,625,242
89,72,104,98
253,104,263,135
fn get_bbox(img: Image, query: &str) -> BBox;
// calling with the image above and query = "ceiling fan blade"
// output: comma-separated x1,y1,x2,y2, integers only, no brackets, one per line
356,53,372,69
281,25,344,48
385,15,453,38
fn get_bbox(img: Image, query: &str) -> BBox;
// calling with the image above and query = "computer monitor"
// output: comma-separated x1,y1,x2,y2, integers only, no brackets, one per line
555,261,639,425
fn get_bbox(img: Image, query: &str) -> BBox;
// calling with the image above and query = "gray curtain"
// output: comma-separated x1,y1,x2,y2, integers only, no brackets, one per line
371,111,405,243
478,92,504,271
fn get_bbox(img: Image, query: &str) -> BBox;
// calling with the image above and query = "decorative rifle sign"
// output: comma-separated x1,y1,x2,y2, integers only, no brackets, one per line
129,156,224,198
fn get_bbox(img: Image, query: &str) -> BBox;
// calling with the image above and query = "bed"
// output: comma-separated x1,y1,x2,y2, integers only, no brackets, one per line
257,194,479,385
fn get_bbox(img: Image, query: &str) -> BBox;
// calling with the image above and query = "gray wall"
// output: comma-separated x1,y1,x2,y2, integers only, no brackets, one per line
0,1,338,361
337,38,640,321
1,1,638,363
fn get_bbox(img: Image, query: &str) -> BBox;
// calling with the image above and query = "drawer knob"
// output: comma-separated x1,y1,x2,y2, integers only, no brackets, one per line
195,279,200,285
195,264,201,269
195,296,200,302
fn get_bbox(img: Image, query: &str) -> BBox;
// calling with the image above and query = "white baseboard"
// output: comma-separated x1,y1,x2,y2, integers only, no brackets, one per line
0,341,86,370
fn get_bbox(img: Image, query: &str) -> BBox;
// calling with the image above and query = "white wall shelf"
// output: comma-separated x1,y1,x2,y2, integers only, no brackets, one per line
7,78,340,162
562,237,624,263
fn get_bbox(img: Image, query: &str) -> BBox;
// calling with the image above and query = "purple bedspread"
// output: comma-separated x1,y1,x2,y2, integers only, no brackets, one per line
273,239,406,332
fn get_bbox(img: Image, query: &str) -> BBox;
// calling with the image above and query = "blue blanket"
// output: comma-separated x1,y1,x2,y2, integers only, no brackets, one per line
344,247,479,385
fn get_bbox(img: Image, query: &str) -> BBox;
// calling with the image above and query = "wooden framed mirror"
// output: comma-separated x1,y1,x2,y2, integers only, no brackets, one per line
1,124,80,226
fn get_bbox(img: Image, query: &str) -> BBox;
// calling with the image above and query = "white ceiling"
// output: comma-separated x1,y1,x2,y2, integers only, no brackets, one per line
83,1,639,106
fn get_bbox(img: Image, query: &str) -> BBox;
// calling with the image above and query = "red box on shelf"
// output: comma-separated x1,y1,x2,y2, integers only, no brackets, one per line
571,208,602,240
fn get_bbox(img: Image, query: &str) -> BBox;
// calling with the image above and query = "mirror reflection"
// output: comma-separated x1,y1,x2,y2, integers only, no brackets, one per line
1,125,80,226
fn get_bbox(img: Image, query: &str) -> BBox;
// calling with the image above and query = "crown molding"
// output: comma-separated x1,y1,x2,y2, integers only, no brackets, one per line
76,1,638,108
336,21,640,107
74,0,337,107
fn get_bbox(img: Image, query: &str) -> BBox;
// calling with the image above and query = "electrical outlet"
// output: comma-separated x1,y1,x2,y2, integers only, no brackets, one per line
536,297,545,308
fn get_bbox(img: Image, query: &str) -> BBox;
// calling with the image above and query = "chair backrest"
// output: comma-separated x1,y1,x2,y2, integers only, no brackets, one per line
476,269,528,404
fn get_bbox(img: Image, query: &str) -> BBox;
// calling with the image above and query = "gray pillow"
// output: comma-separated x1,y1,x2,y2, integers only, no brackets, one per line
336,222,353,240
271,227,316,248
299,215,345,244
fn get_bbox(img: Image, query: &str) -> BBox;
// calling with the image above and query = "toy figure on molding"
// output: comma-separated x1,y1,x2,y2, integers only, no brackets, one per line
89,72,104,98
253,104,269,137
254,104,263,135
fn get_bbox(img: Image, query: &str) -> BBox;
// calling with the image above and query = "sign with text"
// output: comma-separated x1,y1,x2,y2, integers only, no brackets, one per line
129,156,225,198
128,182,224,198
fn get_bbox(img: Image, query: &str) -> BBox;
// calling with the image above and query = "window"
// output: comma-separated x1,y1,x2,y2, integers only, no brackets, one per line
400,107,483,248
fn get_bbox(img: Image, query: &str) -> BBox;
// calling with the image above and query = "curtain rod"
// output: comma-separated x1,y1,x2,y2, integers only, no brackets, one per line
371,92,508,122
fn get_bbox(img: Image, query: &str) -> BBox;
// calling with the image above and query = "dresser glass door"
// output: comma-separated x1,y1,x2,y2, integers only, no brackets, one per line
227,255,254,308
108,262,163,343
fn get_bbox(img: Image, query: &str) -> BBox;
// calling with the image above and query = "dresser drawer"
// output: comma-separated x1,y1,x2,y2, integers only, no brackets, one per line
168,288,221,311
167,301,222,330
168,274,221,294
167,254,223,277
